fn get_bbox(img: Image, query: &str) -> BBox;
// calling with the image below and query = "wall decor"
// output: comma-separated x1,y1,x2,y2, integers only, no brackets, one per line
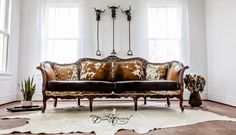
94,8,105,56
108,5,120,55
121,5,133,56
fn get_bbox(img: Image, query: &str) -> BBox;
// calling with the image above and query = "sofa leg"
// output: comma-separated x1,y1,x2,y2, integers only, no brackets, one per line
167,98,170,107
89,98,94,112
54,98,57,107
133,97,138,111
179,96,184,111
144,97,147,105
78,98,80,106
42,96,47,113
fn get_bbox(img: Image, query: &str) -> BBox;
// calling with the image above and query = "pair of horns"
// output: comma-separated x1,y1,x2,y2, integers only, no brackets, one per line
121,5,131,13
93,7,106,13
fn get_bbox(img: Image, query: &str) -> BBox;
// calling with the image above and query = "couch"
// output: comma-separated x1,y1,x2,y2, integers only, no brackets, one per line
37,55,189,113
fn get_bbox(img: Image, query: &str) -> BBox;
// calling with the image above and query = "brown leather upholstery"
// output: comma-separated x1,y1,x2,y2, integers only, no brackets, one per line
44,65,56,80
114,80,180,93
47,80,114,93
167,63,182,81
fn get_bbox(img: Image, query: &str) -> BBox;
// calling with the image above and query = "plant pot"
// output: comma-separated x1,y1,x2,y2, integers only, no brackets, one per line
21,100,33,108
189,91,202,107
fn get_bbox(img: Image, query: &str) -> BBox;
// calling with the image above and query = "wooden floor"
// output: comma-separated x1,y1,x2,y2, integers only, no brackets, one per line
0,100,236,135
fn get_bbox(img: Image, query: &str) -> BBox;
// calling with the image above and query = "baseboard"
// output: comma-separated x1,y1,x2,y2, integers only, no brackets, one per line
0,94,17,105
208,93,236,107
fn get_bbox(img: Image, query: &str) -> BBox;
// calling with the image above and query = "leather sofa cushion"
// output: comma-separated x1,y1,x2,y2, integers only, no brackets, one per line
114,60,144,81
54,64,78,81
44,64,55,80
114,80,180,92
80,61,113,81
146,63,168,80
47,80,114,93
167,63,182,82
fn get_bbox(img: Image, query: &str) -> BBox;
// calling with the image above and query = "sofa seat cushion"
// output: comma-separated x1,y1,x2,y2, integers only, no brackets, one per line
114,80,180,92
47,80,114,93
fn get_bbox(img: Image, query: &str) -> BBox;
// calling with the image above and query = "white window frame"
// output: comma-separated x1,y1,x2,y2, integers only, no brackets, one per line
42,2,81,63
148,4,183,63
0,0,11,74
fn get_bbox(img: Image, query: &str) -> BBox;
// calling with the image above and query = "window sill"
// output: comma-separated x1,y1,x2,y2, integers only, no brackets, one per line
0,73,12,80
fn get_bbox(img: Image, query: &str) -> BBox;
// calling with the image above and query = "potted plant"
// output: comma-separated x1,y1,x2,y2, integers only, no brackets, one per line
18,76,36,107
184,74,206,107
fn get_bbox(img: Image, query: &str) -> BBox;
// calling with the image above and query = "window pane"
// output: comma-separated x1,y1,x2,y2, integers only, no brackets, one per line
45,5,80,63
0,32,7,72
148,8,157,39
47,7,79,38
46,40,78,63
149,40,180,63
148,6,182,62
0,0,7,31
148,7,181,39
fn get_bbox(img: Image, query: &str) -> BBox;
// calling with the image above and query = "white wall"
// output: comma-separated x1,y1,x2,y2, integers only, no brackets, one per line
0,0,21,104
206,0,236,106
17,0,207,100
187,0,208,99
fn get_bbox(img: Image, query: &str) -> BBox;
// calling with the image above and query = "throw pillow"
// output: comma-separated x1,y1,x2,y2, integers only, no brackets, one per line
146,63,168,80
167,62,182,81
80,61,113,81
44,64,56,80
114,60,144,81
54,64,78,81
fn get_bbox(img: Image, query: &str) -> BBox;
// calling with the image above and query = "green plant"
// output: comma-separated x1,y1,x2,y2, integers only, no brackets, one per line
18,76,36,101
184,74,206,93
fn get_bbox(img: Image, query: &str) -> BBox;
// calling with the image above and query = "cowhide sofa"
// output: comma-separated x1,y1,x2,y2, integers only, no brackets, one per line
37,55,189,113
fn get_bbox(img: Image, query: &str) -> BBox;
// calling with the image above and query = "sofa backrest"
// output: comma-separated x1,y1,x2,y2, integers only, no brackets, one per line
40,55,185,81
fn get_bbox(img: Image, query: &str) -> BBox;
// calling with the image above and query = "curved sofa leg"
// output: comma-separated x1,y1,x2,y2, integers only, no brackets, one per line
89,98,94,112
167,98,170,107
54,98,57,107
133,97,138,111
42,96,47,113
144,97,147,105
78,98,81,106
179,95,184,111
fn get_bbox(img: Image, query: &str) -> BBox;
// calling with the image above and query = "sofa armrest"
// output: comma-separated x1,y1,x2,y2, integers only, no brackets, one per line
178,66,189,88
36,64,48,93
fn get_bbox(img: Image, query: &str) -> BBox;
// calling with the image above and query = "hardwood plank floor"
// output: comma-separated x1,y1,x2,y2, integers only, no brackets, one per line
0,100,235,135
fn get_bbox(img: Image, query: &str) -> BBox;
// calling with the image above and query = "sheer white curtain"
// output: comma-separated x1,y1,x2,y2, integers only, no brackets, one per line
145,0,189,64
0,0,10,73
41,0,86,63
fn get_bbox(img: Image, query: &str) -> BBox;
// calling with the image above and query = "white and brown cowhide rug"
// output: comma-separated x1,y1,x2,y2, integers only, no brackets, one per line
1,102,236,135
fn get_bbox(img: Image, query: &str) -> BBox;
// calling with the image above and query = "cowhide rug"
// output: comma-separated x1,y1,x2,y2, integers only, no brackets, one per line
1,102,236,135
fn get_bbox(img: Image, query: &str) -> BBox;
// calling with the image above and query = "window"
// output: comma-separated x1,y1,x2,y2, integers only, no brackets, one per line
43,3,80,63
0,0,10,73
148,6,182,62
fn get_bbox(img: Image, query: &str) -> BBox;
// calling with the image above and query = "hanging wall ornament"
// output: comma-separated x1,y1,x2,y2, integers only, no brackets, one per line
94,8,105,56
108,5,120,55
121,5,133,56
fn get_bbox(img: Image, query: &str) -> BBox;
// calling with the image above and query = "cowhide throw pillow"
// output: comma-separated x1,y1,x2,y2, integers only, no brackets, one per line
54,64,78,81
146,64,168,80
79,61,113,81
114,60,144,81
